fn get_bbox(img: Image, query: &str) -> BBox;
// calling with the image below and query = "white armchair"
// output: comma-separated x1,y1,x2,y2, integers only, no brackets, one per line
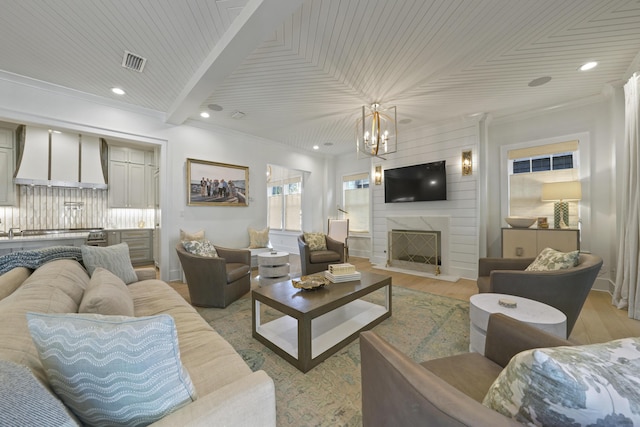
327,219,349,261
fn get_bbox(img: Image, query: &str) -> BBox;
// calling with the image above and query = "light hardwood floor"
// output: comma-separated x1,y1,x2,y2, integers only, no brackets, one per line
168,255,640,345
345,257,640,345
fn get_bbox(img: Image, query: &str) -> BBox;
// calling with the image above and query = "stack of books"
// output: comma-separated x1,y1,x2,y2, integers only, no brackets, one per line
325,263,361,283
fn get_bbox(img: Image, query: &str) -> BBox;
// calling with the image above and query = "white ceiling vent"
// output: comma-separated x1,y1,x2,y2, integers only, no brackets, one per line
121,50,147,72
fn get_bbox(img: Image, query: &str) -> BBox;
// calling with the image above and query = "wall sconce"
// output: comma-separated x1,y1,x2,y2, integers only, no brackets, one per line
374,165,382,185
462,150,472,176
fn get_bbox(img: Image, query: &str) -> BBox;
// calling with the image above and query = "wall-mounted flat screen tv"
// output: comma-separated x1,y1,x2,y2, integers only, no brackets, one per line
384,160,447,203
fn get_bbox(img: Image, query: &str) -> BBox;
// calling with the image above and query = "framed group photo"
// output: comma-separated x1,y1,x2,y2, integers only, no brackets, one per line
187,158,249,206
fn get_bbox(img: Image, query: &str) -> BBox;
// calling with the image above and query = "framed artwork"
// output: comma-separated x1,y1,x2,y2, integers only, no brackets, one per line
186,158,249,206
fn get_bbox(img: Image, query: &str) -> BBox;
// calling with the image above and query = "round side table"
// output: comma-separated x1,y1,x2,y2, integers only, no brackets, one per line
469,293,567,355
257,251,290,286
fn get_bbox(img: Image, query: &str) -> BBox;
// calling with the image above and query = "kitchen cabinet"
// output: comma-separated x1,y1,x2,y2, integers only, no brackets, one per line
108,146,150,208
502,228,580,258
106,229,153,266
0,128,15,206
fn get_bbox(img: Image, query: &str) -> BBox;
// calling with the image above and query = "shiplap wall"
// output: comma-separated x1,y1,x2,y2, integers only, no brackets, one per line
371,119,480,279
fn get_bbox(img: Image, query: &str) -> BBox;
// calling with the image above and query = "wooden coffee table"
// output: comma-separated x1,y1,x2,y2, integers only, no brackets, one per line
252,271,392,372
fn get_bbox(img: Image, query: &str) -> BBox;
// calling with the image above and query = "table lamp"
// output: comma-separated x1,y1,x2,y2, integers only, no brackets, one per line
541,181,582,228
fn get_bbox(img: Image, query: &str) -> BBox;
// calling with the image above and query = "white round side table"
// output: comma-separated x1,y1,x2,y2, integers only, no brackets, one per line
257,251,290,286
469,293,567,355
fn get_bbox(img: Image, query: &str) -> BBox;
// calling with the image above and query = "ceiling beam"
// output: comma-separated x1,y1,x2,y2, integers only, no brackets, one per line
165,0,305,125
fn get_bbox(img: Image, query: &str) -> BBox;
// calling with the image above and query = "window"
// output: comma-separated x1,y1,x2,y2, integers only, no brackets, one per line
507,140,580,221
512,153,574,174
342,173,369,233
267,166,302,232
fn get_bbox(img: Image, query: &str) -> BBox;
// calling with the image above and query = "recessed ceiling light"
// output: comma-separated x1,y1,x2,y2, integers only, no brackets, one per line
111,87,125,95
208,104,223,111
313,145,319,150
323,142,334,146
579,61,598,71
528,76,552,87
200,112,210,118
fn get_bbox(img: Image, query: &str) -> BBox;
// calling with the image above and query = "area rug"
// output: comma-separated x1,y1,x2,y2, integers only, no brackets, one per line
194,287,469,427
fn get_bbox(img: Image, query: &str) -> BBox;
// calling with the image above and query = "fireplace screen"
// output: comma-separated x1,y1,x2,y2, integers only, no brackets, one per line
388,229,441,275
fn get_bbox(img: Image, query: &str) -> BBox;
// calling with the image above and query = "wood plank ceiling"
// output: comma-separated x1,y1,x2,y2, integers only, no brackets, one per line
1,0,639,155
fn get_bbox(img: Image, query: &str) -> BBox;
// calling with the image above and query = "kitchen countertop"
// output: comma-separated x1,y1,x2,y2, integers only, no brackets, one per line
0,228,154,242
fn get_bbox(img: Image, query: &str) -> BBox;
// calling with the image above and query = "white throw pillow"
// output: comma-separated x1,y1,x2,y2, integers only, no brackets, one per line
483,337,640,426
27,312,198,427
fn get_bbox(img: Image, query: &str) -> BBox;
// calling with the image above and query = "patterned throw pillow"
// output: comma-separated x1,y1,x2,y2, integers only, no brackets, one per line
27,312,198,427
0,359,79,427
79,267,134,316
525,247,579,271
182,239,218,257
483,337,640,426
248,227,270,249
304,232,327,251
81,243,138,284
179,229,205,241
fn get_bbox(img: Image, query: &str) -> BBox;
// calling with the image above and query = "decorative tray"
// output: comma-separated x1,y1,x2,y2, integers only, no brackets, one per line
292,275,329,291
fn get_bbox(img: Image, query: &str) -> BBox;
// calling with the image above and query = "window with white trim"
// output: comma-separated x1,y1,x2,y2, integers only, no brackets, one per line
507,140,580,221
342,173,369,233
267,166,302,232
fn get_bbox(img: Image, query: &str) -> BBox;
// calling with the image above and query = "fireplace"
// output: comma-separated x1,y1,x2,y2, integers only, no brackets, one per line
388,229,441,275
383,216,452,279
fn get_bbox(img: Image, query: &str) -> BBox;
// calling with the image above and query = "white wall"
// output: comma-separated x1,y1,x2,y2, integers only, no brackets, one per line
370,119,481,280
0,77,330,281
488,96,619,291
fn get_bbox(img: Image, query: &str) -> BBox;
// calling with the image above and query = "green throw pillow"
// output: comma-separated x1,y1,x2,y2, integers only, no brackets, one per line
483,337,640,426
27,312,198,427
81,243,138,284
525,247,579,271
304,232,327,251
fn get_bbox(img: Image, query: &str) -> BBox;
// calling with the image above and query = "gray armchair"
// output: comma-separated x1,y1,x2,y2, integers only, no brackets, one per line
297,234,344,276
175,243,251,308
477,253,603,336
360,313,571,426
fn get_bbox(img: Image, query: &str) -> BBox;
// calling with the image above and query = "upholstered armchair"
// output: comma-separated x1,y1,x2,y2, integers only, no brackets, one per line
477,253,603,336
360,313,572,426
297,234,345,276
175,243,251,308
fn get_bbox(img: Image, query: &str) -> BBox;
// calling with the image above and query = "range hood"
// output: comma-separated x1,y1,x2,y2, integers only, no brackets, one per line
14,125,108,189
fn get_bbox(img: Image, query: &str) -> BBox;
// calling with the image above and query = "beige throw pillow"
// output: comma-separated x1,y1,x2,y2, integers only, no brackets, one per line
248,227,270,248
180,229,205,241
79,267,134,316
304,232,327,251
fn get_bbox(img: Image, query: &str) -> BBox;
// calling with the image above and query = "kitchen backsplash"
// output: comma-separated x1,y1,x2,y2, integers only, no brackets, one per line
0,186,155,231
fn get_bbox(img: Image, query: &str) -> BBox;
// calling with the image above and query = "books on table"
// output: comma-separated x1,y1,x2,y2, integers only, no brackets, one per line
325,263,361,282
